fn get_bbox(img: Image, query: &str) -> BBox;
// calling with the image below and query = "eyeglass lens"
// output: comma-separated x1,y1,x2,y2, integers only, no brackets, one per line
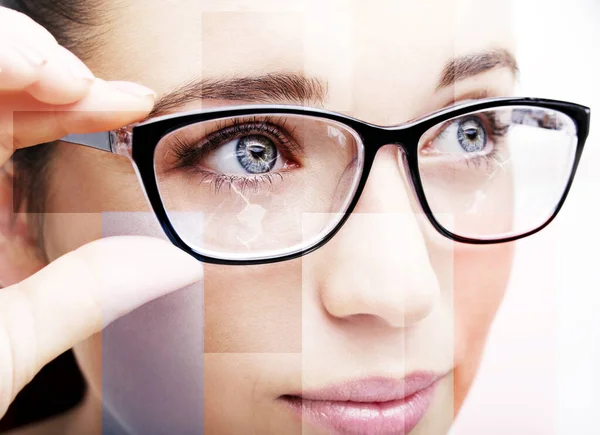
153,115,364,259
417,106,577,240
152,106,578,259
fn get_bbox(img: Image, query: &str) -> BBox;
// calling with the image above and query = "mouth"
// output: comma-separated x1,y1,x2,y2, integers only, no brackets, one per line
279,372,443,435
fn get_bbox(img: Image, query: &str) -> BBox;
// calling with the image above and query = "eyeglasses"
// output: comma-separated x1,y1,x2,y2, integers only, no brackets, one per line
61,97,591,265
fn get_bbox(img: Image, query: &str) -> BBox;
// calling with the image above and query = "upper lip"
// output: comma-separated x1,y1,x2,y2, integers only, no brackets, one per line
284,372,443,403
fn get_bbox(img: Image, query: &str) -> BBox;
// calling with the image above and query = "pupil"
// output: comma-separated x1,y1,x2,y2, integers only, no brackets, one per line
248,144,265,158
457,118,487,153
465,128,479,140
236,135,278,174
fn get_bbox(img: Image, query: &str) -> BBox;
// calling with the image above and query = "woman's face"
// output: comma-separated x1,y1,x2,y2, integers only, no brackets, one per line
40,0,516,433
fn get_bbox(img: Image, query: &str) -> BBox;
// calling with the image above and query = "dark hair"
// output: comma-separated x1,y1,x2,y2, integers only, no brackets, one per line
3,0,101,55
2,0,101,256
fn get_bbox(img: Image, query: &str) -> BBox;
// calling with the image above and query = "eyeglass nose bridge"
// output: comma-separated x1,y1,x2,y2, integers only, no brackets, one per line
357,121,426,158
350,122,431,216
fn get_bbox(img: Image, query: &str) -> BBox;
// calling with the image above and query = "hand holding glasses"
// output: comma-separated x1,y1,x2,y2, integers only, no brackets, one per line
62,97,591,264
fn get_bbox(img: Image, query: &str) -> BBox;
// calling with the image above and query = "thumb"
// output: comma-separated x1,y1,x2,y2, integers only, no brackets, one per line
0,236,203,416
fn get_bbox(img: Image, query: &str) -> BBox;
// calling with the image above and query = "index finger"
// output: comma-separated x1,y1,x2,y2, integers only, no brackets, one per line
0,78,157,167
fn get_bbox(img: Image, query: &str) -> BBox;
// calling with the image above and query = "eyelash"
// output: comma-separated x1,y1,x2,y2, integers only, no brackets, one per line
169,116,299,194
430,111,510,170
171,116,299,166
482,111,511,137
167,109,510,193
466,112,510,170
190,171,286,195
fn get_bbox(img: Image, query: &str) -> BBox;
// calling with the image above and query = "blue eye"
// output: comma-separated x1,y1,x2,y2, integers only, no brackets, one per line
457,117,487,152
235,135,278,174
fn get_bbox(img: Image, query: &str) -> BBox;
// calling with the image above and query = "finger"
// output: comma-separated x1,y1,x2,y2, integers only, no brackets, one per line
0,7,58,47
15,79,157,142
0,9,96,102
25,44,96,105
0,236,203,413
0,79,156,165
0,42,48,90
0,7,64,92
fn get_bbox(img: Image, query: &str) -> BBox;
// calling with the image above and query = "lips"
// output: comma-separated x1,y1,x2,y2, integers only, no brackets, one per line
280,373,442,435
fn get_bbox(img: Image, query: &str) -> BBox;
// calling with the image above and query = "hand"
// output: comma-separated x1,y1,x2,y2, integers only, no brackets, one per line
0,236,204,419
0,6,157,167
0,6,204,419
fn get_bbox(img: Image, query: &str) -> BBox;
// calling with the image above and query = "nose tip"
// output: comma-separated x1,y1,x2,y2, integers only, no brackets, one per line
308,145,441,329
318,246,440,328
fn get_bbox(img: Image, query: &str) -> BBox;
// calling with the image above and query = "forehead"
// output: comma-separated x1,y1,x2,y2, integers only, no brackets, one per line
91,0,516,122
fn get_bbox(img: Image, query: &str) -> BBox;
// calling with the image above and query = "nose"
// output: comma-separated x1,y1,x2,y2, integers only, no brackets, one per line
311,145,440,328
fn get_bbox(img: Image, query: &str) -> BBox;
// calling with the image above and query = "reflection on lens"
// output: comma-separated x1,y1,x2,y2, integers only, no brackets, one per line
154,114,364,260
417,106,578,240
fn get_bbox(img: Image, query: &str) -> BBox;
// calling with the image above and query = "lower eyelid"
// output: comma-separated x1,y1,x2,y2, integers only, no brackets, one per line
185,168,290,195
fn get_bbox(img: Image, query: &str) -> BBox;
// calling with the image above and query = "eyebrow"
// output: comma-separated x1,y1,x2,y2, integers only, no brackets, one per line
437,48,519,90
149,73,328,117
149,48,518,117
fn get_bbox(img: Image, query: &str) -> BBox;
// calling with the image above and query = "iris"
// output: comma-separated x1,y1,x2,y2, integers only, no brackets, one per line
457,117,487,152
235,135,278,173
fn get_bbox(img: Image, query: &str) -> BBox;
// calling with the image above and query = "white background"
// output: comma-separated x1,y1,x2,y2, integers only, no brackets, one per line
454,1,600,433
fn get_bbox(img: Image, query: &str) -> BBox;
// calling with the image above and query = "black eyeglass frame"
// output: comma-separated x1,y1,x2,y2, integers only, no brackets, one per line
61,97,591,265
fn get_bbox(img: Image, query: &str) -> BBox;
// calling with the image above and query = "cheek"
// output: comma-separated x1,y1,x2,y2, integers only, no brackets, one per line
204,261,303,353
45,144,148,214
420,163,516,239
204,354,302,434
43,213,103,259
42,144,152,402
72,333,103,399
452,242,514,412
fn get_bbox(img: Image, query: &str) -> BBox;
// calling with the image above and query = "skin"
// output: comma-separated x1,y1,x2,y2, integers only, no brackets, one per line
0,0,518,433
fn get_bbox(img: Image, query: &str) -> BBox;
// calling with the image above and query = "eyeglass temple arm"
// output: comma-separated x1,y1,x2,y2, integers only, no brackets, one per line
60,132,111,151
60,128,132,157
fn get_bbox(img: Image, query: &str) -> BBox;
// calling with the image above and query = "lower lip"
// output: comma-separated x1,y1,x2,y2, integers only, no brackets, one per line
281,380,439,435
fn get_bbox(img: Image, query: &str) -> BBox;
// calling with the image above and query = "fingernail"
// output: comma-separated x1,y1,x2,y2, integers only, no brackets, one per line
110,81,157,99
12,43,47,67
57,45,95,81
